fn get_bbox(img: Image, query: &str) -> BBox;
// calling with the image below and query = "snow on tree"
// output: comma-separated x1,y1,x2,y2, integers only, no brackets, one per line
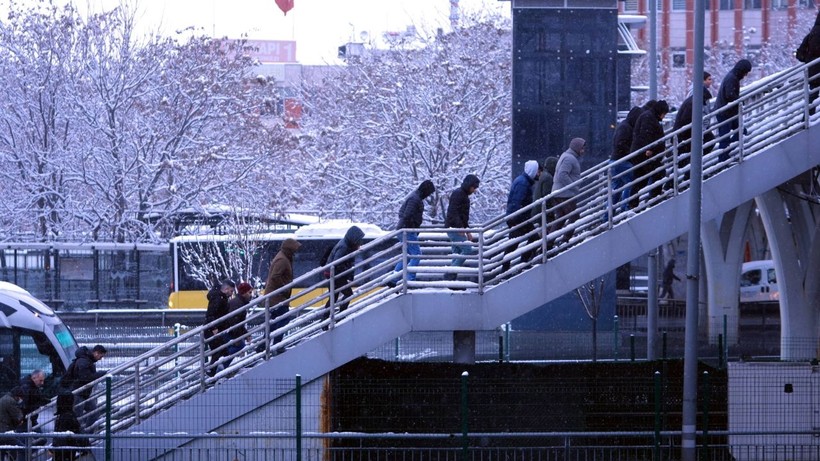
294,18,513,228
0,1,296,243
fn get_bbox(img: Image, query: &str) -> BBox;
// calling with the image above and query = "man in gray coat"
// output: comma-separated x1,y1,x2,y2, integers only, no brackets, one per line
549,138,585,246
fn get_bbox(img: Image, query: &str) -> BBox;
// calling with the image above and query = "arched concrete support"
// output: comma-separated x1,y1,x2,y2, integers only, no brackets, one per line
756,182,820,360
702,202,753,345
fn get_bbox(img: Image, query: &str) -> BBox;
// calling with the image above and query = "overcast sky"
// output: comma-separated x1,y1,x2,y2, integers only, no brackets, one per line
57,0,510,65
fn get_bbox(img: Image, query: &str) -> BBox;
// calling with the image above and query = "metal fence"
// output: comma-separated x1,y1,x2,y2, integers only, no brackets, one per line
0,242,169,310
6,363,820,461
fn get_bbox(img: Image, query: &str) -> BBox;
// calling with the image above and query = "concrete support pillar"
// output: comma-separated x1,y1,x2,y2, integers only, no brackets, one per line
453,331,476,364
756,186,819,360
701,202,752,345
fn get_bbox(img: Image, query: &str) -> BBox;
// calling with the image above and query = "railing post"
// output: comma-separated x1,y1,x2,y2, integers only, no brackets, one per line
199,333,207,390
505,323,511,362
395,337,401,361
653,371,661,461
400,230,408,290
460,371,469,461
540,200,548,262
738,102,745,162
804,67,812,129
105,376,112,461
701,371,711,461
630,334,636,361
328,266,336,328
606,165,614,228
717,334,724,370
613,315,619,361
134,362,141,425
173,323,181,378
672,135,679,195
264,302,272,358
477,231,485,294
296,374,302,461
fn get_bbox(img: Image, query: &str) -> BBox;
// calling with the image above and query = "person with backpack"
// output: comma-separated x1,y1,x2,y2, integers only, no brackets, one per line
62,345,107,431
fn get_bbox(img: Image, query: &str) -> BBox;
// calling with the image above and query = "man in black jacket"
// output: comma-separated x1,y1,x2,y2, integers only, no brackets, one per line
204,279,234,377
325,226,365,313
391,180,436,284
797,11,820,116
674,83,713,183
610,106,642,214
444,174,480,281
19,370,48,429
715,59,752,160
629,100,669,210
65,345,107,429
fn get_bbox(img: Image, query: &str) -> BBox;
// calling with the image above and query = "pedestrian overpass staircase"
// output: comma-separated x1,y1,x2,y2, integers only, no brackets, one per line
34,60,820,457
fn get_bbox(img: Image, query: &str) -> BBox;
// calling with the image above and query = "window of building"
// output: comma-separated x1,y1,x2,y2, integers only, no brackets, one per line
672,0,686,9
672,52,686,68
744,0,762,8
719,0,734,9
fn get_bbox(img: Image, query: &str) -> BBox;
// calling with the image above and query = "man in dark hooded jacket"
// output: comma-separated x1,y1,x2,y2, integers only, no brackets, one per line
503,160,540,272
444,174,480,281
263,238,301,351
392,180,436,283
64,345,106,429
610,106,642,214
204,279,234,376
325,226,365,313
715,59,752,159
797,11,820,115
674,83,713,182
629,100,669,210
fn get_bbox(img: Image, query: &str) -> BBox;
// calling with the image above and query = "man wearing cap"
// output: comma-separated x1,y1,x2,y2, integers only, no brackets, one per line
0,386,24,459
549,138,586,246
503,161,540,273
224,282,254,368
205,279,235,377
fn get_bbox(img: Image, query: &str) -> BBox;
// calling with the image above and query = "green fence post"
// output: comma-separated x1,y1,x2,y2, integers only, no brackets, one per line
614,315,620,361
296,374,302,461
461,371,469,461
505,323,511,362
723,314,728,362
718,334,724,370
106,376,112,461
653,371,661,461
498,333,504,363
630,334,636,361
395,337,400,361
701,371,710,461
662,331,667,360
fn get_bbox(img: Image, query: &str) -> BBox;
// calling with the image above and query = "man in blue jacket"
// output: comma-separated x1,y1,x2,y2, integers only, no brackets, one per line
503,160,540,273
392,180,436,284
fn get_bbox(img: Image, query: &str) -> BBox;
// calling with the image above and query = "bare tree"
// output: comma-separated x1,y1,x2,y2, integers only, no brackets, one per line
576,275,609,362
295,18,513,228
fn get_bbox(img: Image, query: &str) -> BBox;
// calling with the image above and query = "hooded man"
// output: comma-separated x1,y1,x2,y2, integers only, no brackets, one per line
532,156,559,219
325,226,365,313
64,345,107,429
796,11,820,115
629,100,669,210
715,59,753,159
263,238,301,351
392,180,436,284
0,386,23,432
610,106,643,214
444,174,480,282
674,82,714,182
549,138,586,246
204,279,234,377
503,160,540,272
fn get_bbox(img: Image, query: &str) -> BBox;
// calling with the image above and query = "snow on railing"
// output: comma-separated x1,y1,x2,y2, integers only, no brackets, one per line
30,57,820,436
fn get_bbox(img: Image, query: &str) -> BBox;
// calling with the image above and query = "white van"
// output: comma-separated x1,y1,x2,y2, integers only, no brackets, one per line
740,260,778,303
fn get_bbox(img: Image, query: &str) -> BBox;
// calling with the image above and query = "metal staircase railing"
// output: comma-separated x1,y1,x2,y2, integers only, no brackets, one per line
30,57,820,436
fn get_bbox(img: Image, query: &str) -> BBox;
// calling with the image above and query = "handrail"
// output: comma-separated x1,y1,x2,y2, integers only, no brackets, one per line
31,57,820,436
